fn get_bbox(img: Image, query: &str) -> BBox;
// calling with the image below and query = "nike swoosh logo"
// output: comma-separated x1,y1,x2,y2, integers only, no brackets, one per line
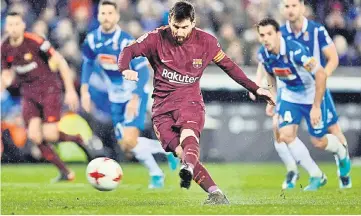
161,59,173,63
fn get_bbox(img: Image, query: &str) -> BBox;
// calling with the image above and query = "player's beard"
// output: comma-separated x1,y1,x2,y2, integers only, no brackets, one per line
102,22,116,33
173,32,191,45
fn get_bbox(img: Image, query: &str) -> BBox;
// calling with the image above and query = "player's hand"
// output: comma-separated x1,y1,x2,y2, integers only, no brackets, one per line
249,92,257,101
256,88,276,106
125,94,139,121
310,106,322,127
64,90,79,111
265,103,275,117
123,70,139,81
1,69,15,89
81,91,92,113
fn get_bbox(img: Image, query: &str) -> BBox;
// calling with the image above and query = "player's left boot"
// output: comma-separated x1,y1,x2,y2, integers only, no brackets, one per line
203,191,230,205
148,175,164,189
304,173,327,191
166,153,179,171
51,170,75,183
179,163,193,189
335,145,352,189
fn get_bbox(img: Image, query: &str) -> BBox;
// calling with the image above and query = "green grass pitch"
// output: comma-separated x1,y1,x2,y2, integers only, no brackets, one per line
1,163,360,215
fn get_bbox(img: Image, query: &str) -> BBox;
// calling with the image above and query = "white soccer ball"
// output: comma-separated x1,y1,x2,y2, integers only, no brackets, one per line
86,157,123,191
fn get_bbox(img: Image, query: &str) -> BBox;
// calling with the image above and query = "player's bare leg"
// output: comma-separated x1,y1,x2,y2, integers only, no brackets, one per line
310,133,351,189
42,122,93,162
272,115,299,189
28,118,73,182
178,129,229,205
119,127,164,189
327,123,352,188
279,125,326,191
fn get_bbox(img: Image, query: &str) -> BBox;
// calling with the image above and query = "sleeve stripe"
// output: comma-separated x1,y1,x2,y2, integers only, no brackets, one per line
213,50,223,60
213,51,225,63
24,32,44,44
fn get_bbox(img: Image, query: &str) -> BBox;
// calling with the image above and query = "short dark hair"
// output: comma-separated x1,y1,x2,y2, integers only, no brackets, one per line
169,1,195,22
256,18,280,32
99,0,117,9
6,11,23,19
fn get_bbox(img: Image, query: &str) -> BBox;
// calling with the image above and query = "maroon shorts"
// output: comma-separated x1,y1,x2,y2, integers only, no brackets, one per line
152,101,205,152
22,93,62,126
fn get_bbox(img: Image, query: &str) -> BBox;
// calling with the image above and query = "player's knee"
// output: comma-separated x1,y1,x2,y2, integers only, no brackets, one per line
121,135,138,151
27,130,42,145
310,136,327,149
27,119,42,144
42,124,59,142
175,145,183,158
180,128,199,145
279,133,296,144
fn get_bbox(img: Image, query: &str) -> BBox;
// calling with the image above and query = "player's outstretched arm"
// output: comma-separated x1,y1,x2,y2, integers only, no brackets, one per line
213,51,275,105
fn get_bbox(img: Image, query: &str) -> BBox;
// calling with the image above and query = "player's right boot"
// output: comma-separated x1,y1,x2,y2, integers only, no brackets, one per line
335,145,352,189
74,134,94,162
179,163,193,189
148,175,164,189
282,171,299,190
51,170,75,183
303,173,327,191
166,153,179,171
203,191,230,205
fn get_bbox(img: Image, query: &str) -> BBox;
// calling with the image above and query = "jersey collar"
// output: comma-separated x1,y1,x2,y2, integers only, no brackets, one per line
286,17,308,38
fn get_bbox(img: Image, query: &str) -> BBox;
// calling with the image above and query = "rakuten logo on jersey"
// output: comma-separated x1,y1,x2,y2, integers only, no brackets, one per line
162,69,199,84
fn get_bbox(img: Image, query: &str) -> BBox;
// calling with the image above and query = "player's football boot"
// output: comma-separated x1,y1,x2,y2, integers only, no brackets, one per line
74,134,94,162
51,170,75,183
179,163,193,189
148,175,164,189
304,173,327,191
203,191,230,205
335,145,352,189
166,153,179,171
282,171,299,190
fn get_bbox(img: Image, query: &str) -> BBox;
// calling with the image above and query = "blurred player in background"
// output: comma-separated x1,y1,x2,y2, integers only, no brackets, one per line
251,0,352,190
80,0,179,189
119,1,274,204
1,12,92,182
280,0,351,189
256,17,351,191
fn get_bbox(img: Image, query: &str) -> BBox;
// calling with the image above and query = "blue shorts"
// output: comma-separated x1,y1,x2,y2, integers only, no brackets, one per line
278,100,328,138
324,89,339,127
111,93,148,141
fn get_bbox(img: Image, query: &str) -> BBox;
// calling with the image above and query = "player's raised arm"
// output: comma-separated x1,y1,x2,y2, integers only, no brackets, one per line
118,31,158,81
210,40,275,105
318,26,339,77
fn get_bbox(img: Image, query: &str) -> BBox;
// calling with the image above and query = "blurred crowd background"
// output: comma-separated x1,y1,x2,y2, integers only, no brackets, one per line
1,0,361,78
1,0,361,164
